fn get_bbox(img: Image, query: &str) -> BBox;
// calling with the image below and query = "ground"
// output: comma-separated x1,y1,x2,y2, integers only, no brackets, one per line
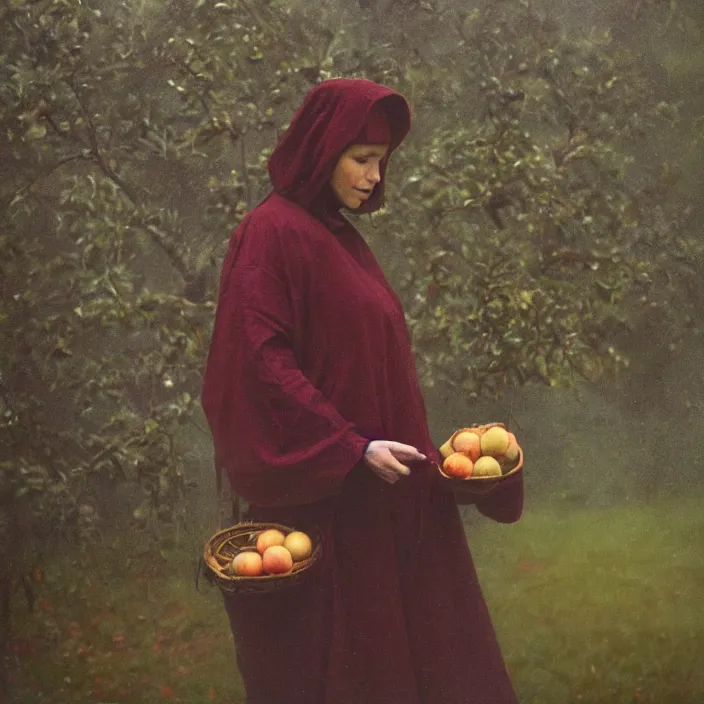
8,494,704,704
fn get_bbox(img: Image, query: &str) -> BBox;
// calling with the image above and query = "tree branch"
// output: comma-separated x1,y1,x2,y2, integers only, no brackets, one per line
2,153,93,215
67,74,190,281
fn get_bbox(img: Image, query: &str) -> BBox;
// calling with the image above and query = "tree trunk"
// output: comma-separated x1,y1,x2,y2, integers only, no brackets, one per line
0,505,12,703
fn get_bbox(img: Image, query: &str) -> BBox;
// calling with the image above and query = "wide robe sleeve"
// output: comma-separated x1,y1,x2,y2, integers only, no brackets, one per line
201,222,369,508
446,459,524,524
474,470,524,523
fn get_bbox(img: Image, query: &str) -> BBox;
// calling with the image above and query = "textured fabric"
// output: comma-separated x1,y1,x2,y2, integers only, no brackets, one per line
266,78,409,234
356,100,392,144
201,78,522,704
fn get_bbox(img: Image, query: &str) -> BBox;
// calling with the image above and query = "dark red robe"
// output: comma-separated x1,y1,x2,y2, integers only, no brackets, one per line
201,78,523,704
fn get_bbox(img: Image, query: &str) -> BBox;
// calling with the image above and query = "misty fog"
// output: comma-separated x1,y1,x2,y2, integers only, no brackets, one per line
1,0,703,702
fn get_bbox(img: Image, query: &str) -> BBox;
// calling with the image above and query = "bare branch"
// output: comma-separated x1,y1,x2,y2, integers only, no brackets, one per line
66,75,190,281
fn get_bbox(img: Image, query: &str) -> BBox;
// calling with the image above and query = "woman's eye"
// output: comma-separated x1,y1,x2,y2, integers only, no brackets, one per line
354,158,368,165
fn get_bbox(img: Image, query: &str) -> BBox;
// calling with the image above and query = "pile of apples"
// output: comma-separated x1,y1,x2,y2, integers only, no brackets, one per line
229,528,313,577
441,426,521,479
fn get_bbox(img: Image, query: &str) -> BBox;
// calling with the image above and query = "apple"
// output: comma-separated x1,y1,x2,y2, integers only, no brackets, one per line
504,434,520,463
262,545,293,574
442,452,474,478
480,427,510,457
473,456,502,477
283,531,313,562
231,551,264,577
452,431,481,462
256,528,286,555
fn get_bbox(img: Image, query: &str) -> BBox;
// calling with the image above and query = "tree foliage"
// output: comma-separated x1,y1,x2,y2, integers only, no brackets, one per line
347,1,696,396
0,0,702,652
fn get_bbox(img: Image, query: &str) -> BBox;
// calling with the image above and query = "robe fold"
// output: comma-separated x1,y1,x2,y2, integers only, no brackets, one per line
201,78,522,704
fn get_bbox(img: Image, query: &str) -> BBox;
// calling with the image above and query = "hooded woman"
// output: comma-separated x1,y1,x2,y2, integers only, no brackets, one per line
201,78,523,704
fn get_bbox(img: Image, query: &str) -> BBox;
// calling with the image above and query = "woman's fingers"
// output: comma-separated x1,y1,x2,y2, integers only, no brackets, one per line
366,440,426,461
381,461,408,483
363,441,415,483
371,448,410,475
385,441,427,462
379,467,402,484
388,456,411,476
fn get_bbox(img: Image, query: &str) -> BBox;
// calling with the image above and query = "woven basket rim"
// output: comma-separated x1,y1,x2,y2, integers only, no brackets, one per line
437,448,523,481
438,424,524,483
203,522,322,589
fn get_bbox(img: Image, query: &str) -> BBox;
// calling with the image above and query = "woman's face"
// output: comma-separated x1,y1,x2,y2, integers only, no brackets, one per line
330,143,389,209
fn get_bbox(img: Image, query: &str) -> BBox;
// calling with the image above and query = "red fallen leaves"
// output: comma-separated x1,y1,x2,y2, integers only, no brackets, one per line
634,687,648,702
67,621,83,638
152,631,171,653
9,638,37,657
162,600,188,619
516,559,547,574
92,675,103,699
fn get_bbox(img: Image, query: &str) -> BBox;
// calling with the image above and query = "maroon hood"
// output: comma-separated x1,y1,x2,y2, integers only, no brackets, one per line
267,78,412,225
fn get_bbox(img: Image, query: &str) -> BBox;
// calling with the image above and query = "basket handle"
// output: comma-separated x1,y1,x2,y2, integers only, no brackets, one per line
194,555,212,594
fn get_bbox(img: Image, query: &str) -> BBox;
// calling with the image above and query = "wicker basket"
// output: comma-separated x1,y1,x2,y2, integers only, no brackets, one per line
437,422,524,496
201,522,322,596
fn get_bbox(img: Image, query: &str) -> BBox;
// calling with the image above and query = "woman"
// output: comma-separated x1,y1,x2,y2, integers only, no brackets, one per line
201,78,523,704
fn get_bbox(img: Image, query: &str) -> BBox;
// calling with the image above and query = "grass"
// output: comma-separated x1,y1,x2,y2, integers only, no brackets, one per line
8,493,704,703
468,494,704,704
8,527,244,704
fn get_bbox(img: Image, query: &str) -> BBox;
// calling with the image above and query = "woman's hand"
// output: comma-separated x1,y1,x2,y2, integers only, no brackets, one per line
363,440,427,485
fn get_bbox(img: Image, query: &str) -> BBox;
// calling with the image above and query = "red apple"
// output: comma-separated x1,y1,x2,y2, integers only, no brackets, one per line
442,452,474,478
262,546,293,575
231,551,263,577
452,431,481,462
256,528,286,555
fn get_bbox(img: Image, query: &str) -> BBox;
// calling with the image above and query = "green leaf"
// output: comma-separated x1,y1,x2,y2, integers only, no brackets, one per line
25,124,47,141
133,502,150,521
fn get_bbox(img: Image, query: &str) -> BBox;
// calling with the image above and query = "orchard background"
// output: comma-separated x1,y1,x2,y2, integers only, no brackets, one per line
1,0,703,701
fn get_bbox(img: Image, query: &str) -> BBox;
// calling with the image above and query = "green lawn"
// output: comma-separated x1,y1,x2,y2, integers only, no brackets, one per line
9,494,704,703
470,495,704,704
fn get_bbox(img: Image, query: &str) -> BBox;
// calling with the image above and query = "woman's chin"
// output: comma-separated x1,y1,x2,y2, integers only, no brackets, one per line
349,197,370,212
341,201,363,212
